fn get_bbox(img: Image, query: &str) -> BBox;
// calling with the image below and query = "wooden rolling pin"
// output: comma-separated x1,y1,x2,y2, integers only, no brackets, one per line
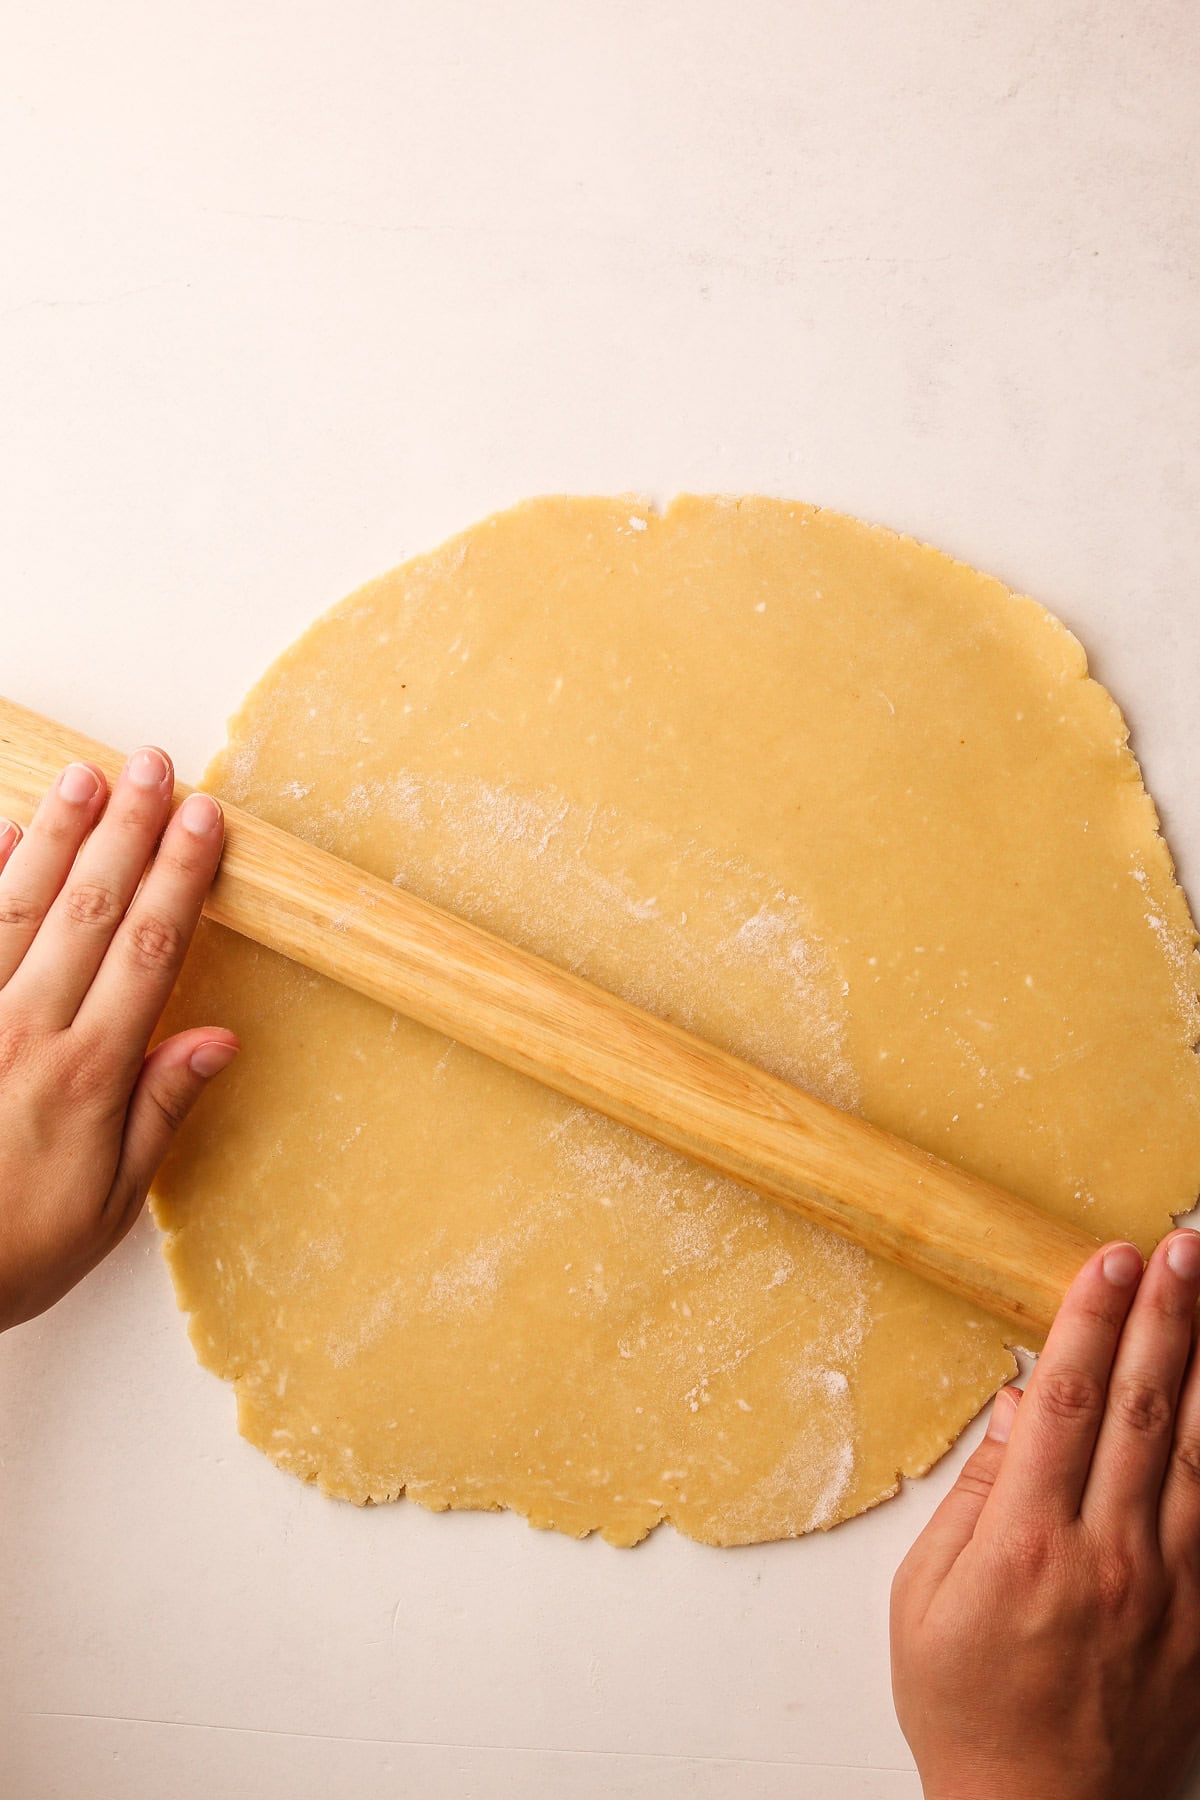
0,694,1101,1340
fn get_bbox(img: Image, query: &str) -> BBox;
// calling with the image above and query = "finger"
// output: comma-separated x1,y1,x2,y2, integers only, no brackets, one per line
10,748,175,1025
901,1387,1023,1601
1157,1234,1200,1562
987,1242,1144,1526
101,1028,240,1235
0,763,107,987
1082,1230,1200,1538
0,818,22,873
73,792,225,1068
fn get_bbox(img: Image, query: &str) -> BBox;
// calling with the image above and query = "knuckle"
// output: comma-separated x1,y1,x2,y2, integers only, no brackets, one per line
63,880,124,931
38,808,83,846
1143,1280,1195,1326
954,1459,999,1505
154,843,206,883
1171,1434,1200,1489
1074,1293,1127,1332
0,1018,35,1081
1094,1550,1140,1616
148,1080,193,1135
1004,1523,1056,1582
113,792,165,838
126,912,185,974
953,1472,995,1506
0,891,45,932
1037,1366,1106,1426
1110,1376,1175,1438
53,1032,120,1109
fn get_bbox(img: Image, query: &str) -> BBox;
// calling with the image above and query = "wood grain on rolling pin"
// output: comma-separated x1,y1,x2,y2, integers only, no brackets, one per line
0,694,1101,1339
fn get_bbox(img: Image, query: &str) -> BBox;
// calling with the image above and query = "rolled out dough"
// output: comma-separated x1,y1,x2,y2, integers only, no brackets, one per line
152,495,1200,1546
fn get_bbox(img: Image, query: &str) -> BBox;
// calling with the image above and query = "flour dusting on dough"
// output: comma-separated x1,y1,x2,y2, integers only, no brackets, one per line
326,1279,404,1369
331,770,857,1111
1128,861,1200,1043
548,1108,870,1535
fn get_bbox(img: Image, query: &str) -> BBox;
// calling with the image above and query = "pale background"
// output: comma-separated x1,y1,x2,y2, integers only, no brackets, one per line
2,2,1198,1795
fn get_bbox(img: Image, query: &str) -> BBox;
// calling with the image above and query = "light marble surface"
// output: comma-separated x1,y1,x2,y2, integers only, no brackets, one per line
1,2,1197,1794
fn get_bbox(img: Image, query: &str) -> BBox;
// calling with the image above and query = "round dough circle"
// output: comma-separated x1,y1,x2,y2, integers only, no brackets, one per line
153,495,1200,1546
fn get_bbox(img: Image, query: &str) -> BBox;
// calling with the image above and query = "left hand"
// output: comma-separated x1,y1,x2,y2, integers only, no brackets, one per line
0,749,237,1331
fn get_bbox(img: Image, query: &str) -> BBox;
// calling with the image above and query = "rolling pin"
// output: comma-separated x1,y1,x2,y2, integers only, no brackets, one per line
0,694,1101,1341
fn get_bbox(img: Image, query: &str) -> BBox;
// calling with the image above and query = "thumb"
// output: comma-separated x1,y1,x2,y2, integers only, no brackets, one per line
902,1387,1023,1599
103,1028,240,1234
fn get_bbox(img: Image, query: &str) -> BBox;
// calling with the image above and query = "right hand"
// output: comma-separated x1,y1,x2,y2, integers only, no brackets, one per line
892,1231,1200,1800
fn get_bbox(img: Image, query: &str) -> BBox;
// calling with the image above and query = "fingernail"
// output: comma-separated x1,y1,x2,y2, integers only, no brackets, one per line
1166,1232,1200,1280
189,1041,238,1078
1103,1242,1144,1287
986,1387,1020,1444
0,818,20,852
59,762,101,805
128,747,170,789
179,793,222,836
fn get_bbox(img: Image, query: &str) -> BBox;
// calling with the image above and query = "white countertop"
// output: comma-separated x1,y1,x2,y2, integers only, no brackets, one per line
2,3,1197,1795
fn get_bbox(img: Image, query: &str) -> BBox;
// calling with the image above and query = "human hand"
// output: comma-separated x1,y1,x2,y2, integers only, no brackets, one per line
0,750,237,1332
891,1232,1200,1800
